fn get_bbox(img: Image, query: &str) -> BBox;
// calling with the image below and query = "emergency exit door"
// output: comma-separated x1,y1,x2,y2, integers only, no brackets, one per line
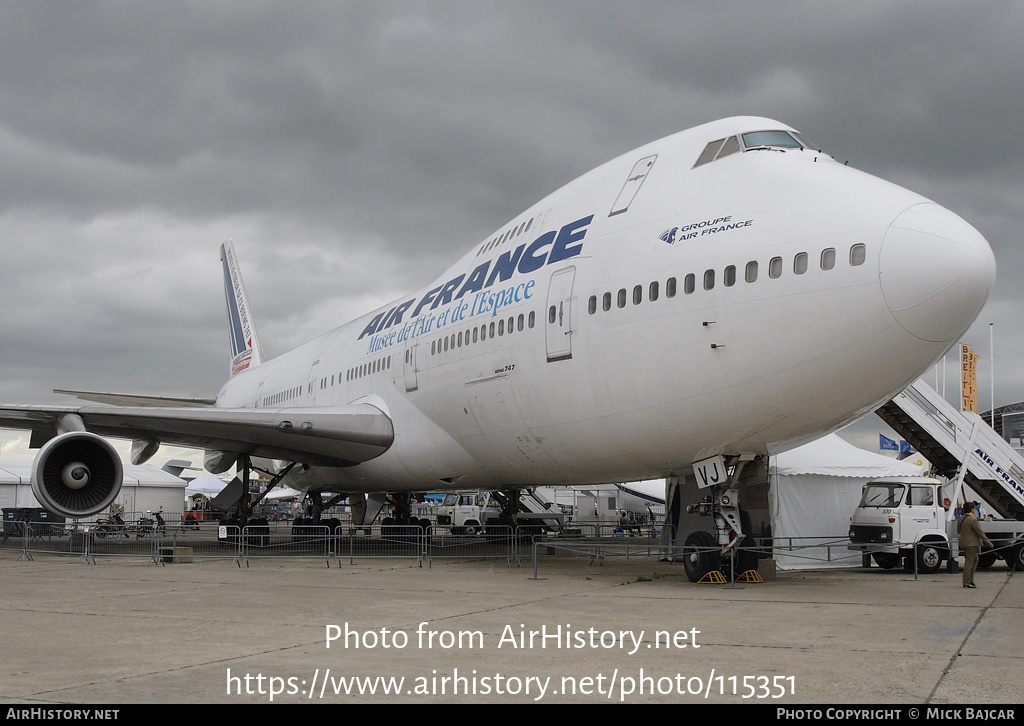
545,267,576,362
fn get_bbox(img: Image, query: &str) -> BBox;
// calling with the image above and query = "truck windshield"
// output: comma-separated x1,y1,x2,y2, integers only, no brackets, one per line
859,483,905,508
441,494,458,506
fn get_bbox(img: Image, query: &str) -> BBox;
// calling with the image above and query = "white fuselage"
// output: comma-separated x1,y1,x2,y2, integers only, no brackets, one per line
215,117,995,495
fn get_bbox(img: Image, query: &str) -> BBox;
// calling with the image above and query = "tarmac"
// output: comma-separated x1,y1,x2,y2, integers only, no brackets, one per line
0,549,1020,706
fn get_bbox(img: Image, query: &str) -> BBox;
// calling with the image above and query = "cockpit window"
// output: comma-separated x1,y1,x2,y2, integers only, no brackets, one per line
693,135,741,168
718,135,741,158
694,139,726,167
694,128,821,168
793,132,820,151
742,130,802,149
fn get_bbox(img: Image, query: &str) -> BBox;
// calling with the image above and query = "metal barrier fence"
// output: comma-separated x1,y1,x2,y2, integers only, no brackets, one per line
4,521,1020,576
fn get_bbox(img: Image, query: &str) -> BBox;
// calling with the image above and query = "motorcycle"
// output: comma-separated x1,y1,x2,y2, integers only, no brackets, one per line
134,511,166,538
93,511,129,539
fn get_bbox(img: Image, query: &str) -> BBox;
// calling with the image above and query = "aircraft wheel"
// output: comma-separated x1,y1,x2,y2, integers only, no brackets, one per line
734,510,759,574
683,531,718,583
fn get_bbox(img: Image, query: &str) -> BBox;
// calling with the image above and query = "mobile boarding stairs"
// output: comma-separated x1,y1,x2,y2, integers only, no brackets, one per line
877,379,1024,523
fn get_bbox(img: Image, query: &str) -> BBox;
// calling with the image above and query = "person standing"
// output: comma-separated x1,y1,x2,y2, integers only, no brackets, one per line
957,502,993,588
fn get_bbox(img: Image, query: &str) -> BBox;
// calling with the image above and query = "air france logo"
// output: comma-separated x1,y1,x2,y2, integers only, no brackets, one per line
357,214,594,351
658,215,755,245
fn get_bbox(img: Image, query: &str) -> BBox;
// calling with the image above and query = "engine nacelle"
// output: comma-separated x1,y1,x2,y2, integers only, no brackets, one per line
31,432,123,518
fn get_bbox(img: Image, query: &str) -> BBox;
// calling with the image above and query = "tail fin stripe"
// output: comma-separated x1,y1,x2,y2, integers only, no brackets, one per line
220,241,265,377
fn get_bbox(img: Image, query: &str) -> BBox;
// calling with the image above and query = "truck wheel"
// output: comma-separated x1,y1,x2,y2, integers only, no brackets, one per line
872,553,900,569
463,522,479,537
977,551,997,569
1007,543,1024,571
683,531,717,583
915,541,945,574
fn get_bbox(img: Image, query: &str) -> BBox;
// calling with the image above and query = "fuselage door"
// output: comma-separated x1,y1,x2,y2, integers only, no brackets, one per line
404,330,419,393
307,359,320,405
609,154,657,217
545,266,576,362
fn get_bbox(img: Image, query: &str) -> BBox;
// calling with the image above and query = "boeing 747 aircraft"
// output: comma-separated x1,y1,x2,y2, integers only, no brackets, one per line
0,117,995,579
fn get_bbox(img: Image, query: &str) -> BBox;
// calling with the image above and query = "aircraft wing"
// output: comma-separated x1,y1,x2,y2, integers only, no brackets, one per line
52,389,218,407
0,403,394,467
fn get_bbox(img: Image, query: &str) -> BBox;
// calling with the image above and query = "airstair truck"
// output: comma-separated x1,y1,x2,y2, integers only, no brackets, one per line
849,477,1024,572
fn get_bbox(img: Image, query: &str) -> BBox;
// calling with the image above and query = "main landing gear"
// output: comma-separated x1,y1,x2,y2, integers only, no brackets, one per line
380,492,432,533
682,458,760,582
219,455,297,545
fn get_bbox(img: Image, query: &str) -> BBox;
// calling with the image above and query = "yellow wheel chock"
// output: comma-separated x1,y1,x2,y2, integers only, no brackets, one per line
697,569,763,584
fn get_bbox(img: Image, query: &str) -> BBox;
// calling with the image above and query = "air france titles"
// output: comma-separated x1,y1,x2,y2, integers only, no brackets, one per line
359,215,594,354
660,214,753,245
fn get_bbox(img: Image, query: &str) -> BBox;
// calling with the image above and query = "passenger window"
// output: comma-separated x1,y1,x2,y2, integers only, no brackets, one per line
649,281,659,301
745,261,758,283
499,319,505,336
603,292,612,312
633,285,642,305
703,270,715,290
769,257,783,279
794,252,808,275
724,265,736,287
667,277,677,297
617,289,626,308
589,295,597,315
549,305,557,324
850,244,866,266
529,311,535,328
684,274,695,295
821,248,836,270
473,327,478,343
518,314,524,332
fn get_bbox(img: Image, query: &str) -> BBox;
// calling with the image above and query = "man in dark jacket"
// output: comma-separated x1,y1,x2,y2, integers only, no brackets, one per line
957,502,993,588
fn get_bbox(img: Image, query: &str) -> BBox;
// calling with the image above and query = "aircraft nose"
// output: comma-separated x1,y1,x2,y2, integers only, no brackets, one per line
879,203,995,343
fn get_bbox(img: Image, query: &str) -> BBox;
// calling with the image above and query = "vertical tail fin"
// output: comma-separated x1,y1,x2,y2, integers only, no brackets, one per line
220,240,266,377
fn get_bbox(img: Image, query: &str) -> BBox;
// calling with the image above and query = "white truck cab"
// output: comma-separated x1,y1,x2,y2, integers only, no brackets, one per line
435,492,490,535
849,476,1024,572
848,477,950,572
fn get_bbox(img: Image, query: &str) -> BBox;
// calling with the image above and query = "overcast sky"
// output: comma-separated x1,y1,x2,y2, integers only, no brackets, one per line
1,1,1022,467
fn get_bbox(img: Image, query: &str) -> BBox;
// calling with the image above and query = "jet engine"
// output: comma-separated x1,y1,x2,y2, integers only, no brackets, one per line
31,431,123,518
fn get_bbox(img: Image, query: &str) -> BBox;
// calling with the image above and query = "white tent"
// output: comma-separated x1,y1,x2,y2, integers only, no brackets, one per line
184,475,231,496
768,433,925,569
